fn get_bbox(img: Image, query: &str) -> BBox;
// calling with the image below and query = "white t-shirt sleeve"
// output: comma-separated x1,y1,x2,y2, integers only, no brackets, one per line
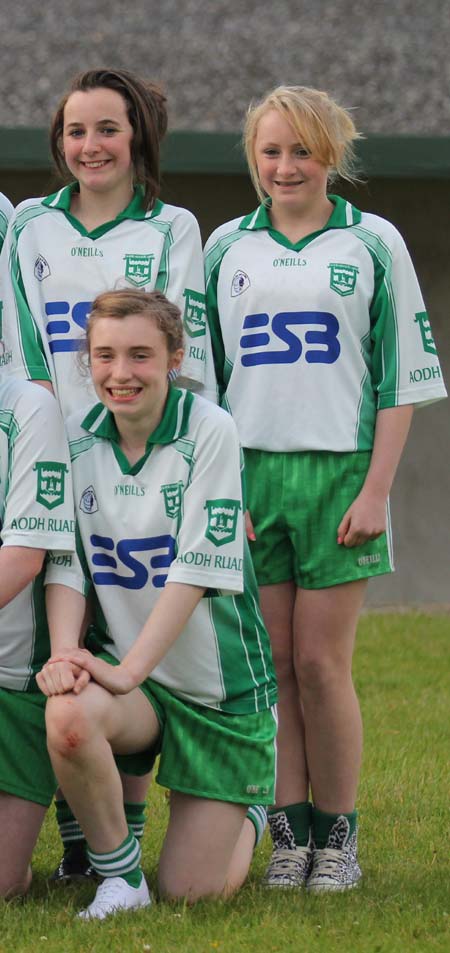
368,220,446,409
163,209,217,401
0,206,52,383
168,407,244,593
0,193,14,250
1,383,74,552
45,533,90,595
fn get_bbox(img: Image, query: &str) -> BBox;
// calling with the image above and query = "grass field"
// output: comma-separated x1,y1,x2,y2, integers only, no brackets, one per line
1,612,449,953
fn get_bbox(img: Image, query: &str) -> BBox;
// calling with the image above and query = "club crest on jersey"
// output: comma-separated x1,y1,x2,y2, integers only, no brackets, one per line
123,254,155,287
328,262,359,297
160,481,183,518
414,311,437,355
231,270,251,297
183,289,206,337
34,462,68,510
34,255,51,282
80,485,99,514
204,498,241,547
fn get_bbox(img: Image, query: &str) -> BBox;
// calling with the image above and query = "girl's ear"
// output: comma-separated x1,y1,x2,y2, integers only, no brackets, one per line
169,348,184,372
167,348,184,381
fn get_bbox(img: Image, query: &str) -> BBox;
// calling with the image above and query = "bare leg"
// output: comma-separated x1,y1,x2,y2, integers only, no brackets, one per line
46,684,159,852
259,581,308,806
55,773,151,806
223,816,257,894
0,793,47,898
294,580,367,813
120,772,152,803
158,793,247,901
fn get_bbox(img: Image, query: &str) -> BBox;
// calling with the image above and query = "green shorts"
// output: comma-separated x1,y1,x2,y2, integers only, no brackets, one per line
244,449,394,589
0,688,56,807
96,650,277,805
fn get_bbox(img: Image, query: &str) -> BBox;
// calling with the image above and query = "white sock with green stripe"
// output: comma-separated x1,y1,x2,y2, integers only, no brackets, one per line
87,830,143,888
246,805,268,847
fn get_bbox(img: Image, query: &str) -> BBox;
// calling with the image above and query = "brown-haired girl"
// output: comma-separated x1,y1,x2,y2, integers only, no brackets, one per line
1,67,215,420
37,289,276,918
0,66,216,882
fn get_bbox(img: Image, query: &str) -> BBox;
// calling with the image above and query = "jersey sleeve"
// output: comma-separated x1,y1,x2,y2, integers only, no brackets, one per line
0,213,52,382
369,226,447,409
155,209,217,402
168,407,244,594
204,228,228,403
0,193,14,251
1,385,74,552
45,522,91,596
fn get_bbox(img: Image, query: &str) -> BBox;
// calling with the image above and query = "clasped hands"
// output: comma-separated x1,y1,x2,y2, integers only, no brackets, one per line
36,648,136,697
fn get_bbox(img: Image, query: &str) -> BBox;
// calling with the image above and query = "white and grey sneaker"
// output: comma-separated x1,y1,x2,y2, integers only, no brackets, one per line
262,810,312,888
307,816,362,892
77,874,151,920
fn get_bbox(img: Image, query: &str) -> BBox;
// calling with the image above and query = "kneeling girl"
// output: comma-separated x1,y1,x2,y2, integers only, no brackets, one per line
38,289,277,919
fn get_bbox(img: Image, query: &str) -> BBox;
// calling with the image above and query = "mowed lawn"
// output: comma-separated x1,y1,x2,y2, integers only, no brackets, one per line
1,613,448,953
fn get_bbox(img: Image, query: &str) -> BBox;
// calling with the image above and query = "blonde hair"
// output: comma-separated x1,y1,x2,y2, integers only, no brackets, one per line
243,85,363,202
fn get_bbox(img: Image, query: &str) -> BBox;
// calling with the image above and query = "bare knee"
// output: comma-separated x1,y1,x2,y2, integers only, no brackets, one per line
296,649,352,698
46,694,92,760
158,868,226,903
0,863,32,900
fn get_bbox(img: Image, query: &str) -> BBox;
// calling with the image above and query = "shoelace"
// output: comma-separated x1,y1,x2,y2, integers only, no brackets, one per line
311,847,347,876
267,847,311,874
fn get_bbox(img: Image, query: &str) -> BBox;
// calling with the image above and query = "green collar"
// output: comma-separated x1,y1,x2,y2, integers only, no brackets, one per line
42,184,164,239
239,194,362,251
81,386,194,475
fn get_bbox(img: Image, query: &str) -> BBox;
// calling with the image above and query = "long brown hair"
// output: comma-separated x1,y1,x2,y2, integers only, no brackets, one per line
50,68,167,211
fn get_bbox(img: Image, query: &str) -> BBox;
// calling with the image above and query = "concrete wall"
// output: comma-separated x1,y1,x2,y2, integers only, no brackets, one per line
2,170,449,607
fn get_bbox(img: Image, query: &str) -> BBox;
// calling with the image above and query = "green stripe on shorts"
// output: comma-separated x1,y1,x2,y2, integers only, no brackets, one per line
149,680,277,804
244,449,393,589
90,645,277,803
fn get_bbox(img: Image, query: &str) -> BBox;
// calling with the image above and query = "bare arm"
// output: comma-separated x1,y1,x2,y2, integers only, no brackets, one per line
36,583,90,696
0,546,45,609
59,581,205,695
337,404,414,547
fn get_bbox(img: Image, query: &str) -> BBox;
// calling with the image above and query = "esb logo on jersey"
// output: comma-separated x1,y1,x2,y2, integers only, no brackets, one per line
45,300,91,353
240,311,340,365
90,533,176,589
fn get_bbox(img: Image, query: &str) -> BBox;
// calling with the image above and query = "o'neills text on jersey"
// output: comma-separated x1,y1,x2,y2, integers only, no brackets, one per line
71,247,104,257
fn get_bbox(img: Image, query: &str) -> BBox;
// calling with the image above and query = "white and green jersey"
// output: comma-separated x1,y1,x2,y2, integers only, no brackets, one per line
205,195,446,452
0,378,75,691
0,184,216,419
0,193,13,251
46,387,276,714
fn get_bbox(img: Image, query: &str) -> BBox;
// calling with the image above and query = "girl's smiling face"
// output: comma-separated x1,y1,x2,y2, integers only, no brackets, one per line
90,312,183,430
254,109,329,218
62,87,134,200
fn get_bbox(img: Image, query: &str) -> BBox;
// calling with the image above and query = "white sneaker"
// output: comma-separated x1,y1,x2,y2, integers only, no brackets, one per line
262,811,312,888
78,875,151,920
263,845,312,888
307,816,362,892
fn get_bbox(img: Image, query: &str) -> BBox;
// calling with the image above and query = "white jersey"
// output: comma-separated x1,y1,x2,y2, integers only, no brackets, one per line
0,378,75,691
205,196,447,452
0,193,13,251
0,185,217,419
46,388,276,714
